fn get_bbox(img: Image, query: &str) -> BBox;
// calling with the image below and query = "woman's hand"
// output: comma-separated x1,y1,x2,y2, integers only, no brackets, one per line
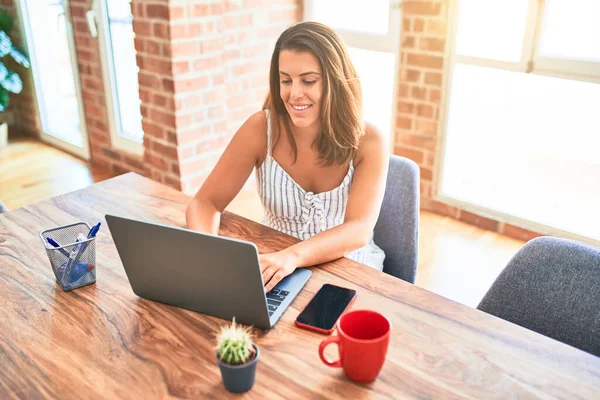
259,250,299,292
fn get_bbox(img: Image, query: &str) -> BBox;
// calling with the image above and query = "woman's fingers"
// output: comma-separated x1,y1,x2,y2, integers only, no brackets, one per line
265,271,286,293
261,266,277,287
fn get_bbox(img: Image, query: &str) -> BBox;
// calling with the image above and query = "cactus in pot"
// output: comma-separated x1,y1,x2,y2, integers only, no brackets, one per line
215,318,259,393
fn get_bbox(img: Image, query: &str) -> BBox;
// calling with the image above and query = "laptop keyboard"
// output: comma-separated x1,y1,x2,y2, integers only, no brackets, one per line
266,288,290,317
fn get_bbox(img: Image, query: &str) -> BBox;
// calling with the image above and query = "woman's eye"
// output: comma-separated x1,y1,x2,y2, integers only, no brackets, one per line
280,80,291,85
304,81,316,85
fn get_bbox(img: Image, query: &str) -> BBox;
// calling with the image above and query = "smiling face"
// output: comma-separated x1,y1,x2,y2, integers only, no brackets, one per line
278,50,323,131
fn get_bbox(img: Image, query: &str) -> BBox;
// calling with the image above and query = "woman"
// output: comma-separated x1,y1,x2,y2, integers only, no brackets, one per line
186,22,388,292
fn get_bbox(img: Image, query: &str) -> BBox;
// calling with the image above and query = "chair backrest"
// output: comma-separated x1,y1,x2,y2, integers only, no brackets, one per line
477,236,600,357
373,155,419,283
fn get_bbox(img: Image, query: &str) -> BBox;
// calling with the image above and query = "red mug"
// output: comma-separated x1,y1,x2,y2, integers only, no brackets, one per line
318,309,391,383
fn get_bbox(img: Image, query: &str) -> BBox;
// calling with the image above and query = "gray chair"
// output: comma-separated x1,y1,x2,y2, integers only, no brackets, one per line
0,200,7,213
373,155,420,283
478,237,600,357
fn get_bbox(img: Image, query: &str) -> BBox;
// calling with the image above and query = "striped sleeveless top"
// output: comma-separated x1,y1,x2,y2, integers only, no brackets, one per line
255,110,386,271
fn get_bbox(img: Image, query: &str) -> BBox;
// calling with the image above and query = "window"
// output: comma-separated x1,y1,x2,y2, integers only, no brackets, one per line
440,0,600,242
95,0,143,154
305,0,401,145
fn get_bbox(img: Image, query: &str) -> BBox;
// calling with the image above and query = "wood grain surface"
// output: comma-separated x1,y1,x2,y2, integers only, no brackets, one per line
1,173,599,399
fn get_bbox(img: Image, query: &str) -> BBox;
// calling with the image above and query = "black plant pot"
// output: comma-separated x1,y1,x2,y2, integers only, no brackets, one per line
216,344,259,393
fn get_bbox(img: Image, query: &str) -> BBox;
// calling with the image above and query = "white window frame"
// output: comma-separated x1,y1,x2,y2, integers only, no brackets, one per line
435,0,600,245
303,0,402,150
93,0,143,156
16,0,91,160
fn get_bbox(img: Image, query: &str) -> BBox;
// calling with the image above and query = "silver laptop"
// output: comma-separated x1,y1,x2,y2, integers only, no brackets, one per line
105,214,311,329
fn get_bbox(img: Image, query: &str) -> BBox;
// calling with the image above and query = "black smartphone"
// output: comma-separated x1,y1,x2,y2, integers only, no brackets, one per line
295,284,358,334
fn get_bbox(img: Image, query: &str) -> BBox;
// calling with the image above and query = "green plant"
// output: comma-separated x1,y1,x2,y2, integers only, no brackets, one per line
0,12,30,112
216,318,255,365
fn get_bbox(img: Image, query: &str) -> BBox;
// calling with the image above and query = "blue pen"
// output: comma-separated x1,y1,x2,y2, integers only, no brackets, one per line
46,237,70,257
62,222,101,287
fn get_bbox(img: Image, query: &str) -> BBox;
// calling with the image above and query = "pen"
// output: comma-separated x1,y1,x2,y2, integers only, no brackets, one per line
46,237,70,257
62,222,101,287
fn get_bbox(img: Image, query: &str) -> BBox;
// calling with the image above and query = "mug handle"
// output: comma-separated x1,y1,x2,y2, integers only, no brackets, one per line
319,336,342,368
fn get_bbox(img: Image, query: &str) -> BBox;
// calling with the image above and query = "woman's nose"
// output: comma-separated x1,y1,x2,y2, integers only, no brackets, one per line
290,82,304,99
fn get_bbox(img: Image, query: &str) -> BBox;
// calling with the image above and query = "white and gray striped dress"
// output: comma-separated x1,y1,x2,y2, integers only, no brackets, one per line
255,111,386,271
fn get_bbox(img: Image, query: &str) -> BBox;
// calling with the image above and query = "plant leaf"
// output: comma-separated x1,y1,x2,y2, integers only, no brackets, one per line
1,71,22,94
0,87,9,112
0,62,7,82
0,13,13,34
9,46,30,68
0,31,11,58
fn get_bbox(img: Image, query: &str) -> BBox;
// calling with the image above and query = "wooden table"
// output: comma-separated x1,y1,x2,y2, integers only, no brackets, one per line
1,173,599,399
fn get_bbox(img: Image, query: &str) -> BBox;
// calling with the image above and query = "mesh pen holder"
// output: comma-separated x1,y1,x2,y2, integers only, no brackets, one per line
40,222,97,291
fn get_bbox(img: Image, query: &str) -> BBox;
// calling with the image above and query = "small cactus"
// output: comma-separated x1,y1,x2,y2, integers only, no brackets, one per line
216,318,255,365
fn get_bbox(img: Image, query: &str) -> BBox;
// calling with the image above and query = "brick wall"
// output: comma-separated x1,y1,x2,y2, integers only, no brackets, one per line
394,0,541,242
132,0,301,193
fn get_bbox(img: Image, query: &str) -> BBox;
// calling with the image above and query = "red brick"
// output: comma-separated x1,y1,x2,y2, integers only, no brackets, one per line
173,61,189,74
169,5,185,20
145,57,172,74
404,1,442,16
420,181,432,198
407,54,444,69
417,104,434,118
397,133,436,151
240,14,253,26
421,167,433,181
204,90,226,104
416,119,437,135
191,4,210,17
396,116,412,130
459,210,500,232
402,68,420,82
420,37,445,52
430,89,441,104
395,146,424,164
427,20,447,35
403,18,411,32
174,75,210,93
425,72,442,86
414,18,425,32
411,86,427,100
147,4,168,18
153,22,169,38
171,41,199,58
142,121,164,139
397,101,414,114
179,156,215,176
208,106,225,119
150,108,176,127
182,94,204,109
503,224,542,242
175,113,193,128
398,84,410,98
429,200,460,218
133,20,151,37
201,37,224,54
402,36,415,49
152,141,178,160
193,55,223,71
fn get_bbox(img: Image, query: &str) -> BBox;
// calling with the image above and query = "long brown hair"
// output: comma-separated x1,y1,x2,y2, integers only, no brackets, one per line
263,22,363,167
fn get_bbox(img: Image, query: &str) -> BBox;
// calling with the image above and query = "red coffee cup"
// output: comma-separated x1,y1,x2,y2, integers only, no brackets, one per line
318,309,391,383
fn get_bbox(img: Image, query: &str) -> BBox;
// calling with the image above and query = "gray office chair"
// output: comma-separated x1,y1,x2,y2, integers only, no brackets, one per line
373,155,420,283
0,200,7,213
478,237,600,357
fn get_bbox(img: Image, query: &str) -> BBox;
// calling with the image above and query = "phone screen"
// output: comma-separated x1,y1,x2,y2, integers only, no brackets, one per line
296,284,357,331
